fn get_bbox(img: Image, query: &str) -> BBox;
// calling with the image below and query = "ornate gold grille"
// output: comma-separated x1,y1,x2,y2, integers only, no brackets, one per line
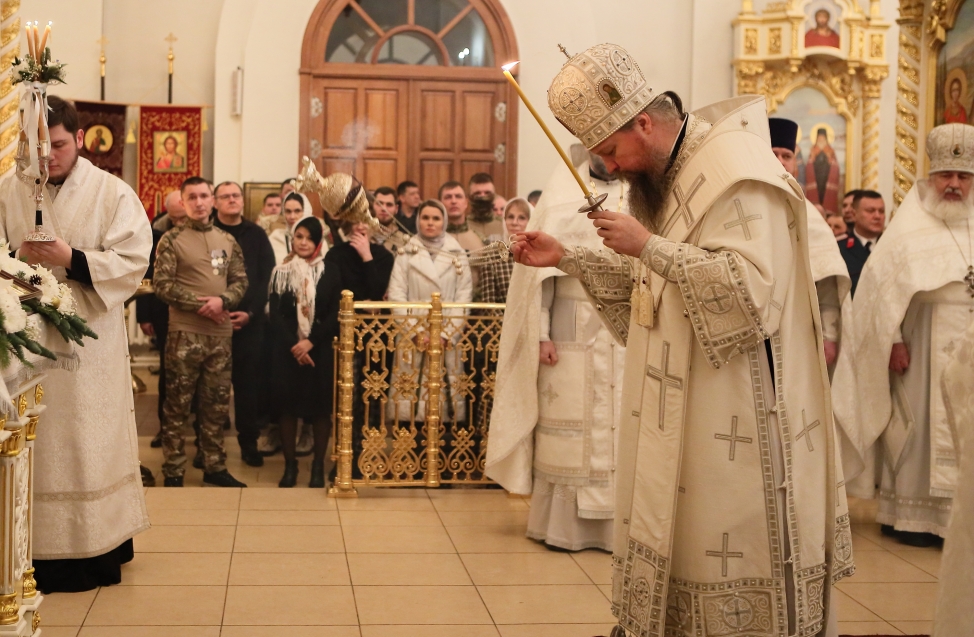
329,291,504,497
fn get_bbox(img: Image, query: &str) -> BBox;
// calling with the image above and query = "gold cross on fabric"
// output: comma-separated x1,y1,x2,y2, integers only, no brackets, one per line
664,174,706,235
724,199,762,241
796,410,821,452
714,416,753,461
706,532,744,577
645,341,683,431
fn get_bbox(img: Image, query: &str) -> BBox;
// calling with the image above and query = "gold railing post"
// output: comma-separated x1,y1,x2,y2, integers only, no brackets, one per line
424,293,443,487
328,291,358,498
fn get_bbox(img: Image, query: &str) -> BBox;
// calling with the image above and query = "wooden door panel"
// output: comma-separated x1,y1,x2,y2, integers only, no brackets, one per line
420,91,455,152
420,160,453,200
364,159,398,190
321,157,356,177
365,89,400,151
322,88,358,150
460,161,495,188
460,91,495,152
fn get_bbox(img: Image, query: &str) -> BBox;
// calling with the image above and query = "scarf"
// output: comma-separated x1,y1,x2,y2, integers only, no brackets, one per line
270,216,325,340
446,220,469,234
418,229,447,260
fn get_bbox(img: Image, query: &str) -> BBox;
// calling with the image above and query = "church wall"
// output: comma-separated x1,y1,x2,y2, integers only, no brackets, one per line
19,0,904,209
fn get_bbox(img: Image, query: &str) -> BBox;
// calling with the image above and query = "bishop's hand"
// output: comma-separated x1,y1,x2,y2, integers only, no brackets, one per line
511,231,565,268
588,209,652,257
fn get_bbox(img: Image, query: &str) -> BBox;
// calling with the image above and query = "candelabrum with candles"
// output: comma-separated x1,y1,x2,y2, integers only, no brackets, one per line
11,21,66,244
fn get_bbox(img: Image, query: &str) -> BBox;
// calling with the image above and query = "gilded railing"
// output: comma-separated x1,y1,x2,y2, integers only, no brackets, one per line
328,291,504,497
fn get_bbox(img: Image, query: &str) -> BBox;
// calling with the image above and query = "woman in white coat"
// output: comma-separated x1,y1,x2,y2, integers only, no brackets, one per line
387,200,473,430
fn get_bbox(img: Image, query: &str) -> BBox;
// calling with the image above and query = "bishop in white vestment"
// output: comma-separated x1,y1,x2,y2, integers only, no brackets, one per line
841,123,974,543
487,153,626,552
512,44,850,637
0,98,151,591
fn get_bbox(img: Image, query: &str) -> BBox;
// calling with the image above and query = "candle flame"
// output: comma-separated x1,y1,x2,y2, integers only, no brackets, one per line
501,61,519,72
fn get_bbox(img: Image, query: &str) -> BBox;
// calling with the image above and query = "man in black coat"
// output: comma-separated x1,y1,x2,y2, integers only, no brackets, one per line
838,189,885,295
213,181,275,467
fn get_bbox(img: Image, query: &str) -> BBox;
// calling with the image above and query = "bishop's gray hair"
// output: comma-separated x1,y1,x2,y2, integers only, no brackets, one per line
621,91,685,131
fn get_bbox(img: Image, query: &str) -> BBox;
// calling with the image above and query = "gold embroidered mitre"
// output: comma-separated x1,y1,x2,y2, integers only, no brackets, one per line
547,43,656,149
927,123,974,174
294,157,376,229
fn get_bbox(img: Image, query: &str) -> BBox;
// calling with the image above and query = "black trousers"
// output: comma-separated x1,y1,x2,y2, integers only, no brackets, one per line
232,321,264,450
153,322,168,425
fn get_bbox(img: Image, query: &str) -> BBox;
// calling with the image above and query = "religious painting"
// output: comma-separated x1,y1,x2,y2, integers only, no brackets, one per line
137,105,203,218
75,101,127,177
936,0,974,125
152,131,188,173
243,182,282,222
775,86,847,215
804,1,842,49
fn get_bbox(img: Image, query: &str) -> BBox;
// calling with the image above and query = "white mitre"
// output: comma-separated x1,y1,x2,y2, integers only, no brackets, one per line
927,122,974,174
547,43,656,149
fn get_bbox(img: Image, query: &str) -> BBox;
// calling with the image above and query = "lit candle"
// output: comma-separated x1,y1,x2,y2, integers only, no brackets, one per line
38,22,51,58
32,22,40,58
501,62,592,199
25,24,35,59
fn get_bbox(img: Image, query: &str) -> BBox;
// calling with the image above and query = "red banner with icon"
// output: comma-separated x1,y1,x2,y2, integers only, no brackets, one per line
75,101,127,177
136,105,202,219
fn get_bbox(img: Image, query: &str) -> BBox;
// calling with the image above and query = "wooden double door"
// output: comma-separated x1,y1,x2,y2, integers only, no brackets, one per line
309,77,512,198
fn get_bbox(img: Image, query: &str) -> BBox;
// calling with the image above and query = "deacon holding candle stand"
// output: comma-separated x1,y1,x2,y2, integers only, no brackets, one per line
503,43,852,637
0,30,152,593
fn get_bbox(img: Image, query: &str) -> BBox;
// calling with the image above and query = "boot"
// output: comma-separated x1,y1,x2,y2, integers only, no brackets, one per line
309,459,326,488
279,459,299,488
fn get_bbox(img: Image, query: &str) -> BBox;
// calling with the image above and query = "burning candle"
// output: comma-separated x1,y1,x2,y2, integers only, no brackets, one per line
32,22,40,58
37,22,51,58
501,61,592,199
25,24,35,59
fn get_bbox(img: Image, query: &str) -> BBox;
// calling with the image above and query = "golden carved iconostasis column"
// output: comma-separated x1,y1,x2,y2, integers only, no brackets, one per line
733,0,889,201
0,0,21,176
893,0,925,206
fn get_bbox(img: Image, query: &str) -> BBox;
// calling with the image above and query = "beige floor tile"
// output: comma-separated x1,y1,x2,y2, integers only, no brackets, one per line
853,523,937,552
221,628,361,637
77,628,220,637
347,553,471,585
497,626,618,637
239,489,337,511
835,621,903,635
223,586,358,625
429,491,529,512
38,628,79,637
339,510,443,526
438,511,530,526
846,496,880,525
119,552,231,586
478,585,616,624
891,620,933,634
890,548,943,578
229,553,350,586
833,587,884,622
571,550,613,585
461,553,590,585
233,525,345,553
336,495,435,512
361,627,499,637
146,509,239,526
838,582,939,621
343,525,455,553
354,586,492,625
84,586,226,625
843,550,938,583
598,584,612,600
850,530,885,552
41,590,98,626
447,525,548,553
237,510,339,526
133,525,236,553
143,488,241,510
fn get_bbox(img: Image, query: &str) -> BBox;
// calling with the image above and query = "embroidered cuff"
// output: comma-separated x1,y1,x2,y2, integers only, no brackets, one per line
639,235,679,282
557,245,633,345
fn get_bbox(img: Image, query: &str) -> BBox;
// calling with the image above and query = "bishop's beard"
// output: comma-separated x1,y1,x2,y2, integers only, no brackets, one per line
921,183,974,223
620,143,673,233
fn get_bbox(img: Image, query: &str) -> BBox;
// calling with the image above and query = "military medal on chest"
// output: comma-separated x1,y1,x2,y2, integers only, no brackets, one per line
211,249,227,276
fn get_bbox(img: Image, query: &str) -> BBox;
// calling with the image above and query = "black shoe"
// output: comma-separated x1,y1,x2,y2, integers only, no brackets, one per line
897,531,943,548
163,475,183,487
880,524,900,538
192,449,204,470
140,465,156,487
203,470,247,487
309,459,325,488
279,459,299,488
150,432,163,448
241,446,264,468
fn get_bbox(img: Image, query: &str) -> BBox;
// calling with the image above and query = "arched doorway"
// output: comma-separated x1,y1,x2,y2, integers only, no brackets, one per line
300,0,519,198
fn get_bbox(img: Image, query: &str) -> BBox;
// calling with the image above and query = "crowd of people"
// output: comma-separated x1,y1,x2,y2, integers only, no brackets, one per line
138,169,537,489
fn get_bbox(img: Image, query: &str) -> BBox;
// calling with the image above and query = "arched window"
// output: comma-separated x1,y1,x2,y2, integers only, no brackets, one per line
325,0,495,67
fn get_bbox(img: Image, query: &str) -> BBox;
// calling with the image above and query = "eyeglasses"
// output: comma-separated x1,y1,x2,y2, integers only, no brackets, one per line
217,193,242,201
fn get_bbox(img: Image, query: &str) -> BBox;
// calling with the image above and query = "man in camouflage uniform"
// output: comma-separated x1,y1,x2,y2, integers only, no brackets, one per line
153,176,249,487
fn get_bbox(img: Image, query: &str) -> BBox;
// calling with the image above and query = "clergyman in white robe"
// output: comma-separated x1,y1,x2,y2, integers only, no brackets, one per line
0,156,152,580
487,157,626,551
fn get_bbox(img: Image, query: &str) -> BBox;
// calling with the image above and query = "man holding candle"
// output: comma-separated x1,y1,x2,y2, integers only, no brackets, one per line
509,43,849,637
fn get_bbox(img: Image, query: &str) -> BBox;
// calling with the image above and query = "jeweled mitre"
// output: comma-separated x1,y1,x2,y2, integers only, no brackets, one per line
547,43,655,149
927,123,974,174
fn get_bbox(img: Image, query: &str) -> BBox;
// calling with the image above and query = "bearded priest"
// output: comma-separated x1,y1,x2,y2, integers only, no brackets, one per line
0,96,152,592
511,44,851,637
842,123,974,547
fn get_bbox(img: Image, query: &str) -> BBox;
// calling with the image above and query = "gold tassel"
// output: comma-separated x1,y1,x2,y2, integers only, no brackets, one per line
125,120,136,144
631,267,654,328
